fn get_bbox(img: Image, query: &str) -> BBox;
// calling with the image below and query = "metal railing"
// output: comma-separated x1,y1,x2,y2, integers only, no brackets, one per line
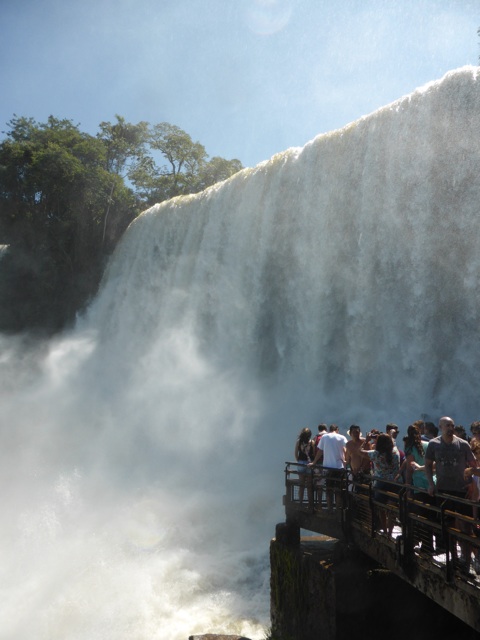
284,461,480,591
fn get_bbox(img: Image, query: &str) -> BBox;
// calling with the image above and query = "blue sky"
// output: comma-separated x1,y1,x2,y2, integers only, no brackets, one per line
1,0,479,168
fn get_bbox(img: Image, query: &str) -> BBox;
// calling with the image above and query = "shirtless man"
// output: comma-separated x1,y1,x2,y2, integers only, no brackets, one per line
345,425,372,486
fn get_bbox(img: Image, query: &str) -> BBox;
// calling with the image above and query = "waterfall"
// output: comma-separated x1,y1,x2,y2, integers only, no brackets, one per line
94,64,480,422
1,66,480,639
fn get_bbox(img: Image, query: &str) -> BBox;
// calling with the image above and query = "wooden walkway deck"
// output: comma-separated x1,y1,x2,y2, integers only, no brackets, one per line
283,463,480,633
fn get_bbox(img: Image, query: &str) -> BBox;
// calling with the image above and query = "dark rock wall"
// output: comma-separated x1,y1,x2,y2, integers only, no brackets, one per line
269,524,477,640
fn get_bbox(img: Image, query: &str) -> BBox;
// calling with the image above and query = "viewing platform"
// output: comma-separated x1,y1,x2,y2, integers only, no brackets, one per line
281,462,480,634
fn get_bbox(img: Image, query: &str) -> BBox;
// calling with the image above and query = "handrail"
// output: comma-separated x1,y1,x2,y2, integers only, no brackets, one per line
284,460,480,589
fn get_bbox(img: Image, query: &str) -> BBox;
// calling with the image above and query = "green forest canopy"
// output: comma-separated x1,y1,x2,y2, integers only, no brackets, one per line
0,115,243,333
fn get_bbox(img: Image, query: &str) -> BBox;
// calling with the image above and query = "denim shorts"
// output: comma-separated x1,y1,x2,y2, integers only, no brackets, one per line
297,461,312,475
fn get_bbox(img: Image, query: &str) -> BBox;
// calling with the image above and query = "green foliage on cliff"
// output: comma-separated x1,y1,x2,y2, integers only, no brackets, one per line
0,115,243,333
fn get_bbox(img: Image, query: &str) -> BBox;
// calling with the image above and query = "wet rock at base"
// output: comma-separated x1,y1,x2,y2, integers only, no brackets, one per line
189,636,252,640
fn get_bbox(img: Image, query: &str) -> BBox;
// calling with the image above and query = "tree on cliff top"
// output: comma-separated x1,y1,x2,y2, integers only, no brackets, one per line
130,121,243,205
0,115,138,332
0,115,243,333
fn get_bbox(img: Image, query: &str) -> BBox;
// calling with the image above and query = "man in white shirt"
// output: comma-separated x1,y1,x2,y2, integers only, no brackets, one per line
309,424,347,513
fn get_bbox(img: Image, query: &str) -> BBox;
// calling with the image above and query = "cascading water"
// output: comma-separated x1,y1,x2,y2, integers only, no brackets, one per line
1,66,480,639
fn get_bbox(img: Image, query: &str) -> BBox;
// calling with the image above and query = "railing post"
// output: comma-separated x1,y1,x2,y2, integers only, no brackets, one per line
368,480,376,537
398,486,416,576
439,500,454,583
340,469,350,540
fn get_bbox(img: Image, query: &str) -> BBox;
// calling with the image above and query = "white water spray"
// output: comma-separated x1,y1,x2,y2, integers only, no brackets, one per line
1,66,480,639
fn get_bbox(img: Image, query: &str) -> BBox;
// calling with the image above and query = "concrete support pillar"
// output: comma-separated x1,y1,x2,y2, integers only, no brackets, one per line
270,529,337,640
274,521,300,547
270,527,402,640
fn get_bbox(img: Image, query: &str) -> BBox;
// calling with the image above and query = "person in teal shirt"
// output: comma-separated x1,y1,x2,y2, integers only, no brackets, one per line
397,423,436,553
402,424,432,491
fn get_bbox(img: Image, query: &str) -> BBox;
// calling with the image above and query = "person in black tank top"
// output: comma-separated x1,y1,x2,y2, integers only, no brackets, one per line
295,427,314,510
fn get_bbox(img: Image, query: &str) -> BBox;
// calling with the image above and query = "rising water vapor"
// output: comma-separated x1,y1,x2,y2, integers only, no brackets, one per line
1,66,480,639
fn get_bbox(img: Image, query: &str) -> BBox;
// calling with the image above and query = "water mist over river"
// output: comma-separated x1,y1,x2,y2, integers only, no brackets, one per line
1,66,480,639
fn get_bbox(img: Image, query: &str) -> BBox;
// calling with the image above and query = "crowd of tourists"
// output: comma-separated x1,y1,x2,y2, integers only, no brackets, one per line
294,417,480,573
